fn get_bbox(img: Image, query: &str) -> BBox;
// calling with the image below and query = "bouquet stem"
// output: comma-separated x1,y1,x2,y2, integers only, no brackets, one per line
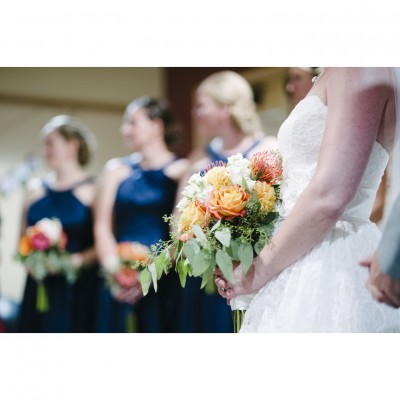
36,282,49,312
232,310,246,333
126,311,137,333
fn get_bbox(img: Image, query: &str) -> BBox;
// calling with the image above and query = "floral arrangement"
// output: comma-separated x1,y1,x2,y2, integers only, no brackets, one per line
106,242,156,299
144,150,283,332
16,217,74,312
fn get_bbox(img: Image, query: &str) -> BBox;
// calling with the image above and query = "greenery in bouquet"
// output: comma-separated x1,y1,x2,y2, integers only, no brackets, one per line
16,217,74,311
145,150,283,295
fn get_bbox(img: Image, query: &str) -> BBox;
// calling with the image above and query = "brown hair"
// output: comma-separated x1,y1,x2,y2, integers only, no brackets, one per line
41,115,96,166
126,97,183,148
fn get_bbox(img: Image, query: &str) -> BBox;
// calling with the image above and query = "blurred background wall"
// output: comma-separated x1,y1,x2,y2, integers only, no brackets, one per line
0,67,289,303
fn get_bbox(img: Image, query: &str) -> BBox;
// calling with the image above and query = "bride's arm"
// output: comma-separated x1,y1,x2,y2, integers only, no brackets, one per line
220,68,393,298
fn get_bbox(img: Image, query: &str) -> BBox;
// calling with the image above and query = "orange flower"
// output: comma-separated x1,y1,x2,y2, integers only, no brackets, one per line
205,166,231,189
178,201,209,233
18,235,33,256
117,242,149,263
249,151,283,184
208,185,250,219
254,181,276,212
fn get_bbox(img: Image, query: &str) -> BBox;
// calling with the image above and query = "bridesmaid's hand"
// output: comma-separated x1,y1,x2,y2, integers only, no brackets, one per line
114,284,143,305
71,253,84,270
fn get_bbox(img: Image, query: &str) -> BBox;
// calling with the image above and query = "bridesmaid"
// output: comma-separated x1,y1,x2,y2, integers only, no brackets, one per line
18,115,99,333
176,70,278,332
94,97,189,333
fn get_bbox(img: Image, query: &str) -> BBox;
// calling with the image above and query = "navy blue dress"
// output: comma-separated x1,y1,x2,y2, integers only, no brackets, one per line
95,156,182,333
177,139,261,333
18,178,99,333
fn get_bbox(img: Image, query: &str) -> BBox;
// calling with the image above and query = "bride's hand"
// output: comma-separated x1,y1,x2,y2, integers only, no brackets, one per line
214,262,262,302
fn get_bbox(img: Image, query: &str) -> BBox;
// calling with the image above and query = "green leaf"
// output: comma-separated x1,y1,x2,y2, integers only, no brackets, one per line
183,239,200,265
176,258,188,288
173,240,183,260
216,250,235,285
241,176,250,193
227,238,240,261
238,241,254,275
140,268,152,296
200,264,215,289
155,252,168,279
191,224,207,244
191,249,212,277
148,263,158,292
215,227,231,248
210,219,221,233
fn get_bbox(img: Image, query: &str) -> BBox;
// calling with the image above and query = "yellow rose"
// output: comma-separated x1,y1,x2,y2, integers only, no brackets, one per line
254,181,276,212
178,201,209,232
205,166,231,189
208,185,250,219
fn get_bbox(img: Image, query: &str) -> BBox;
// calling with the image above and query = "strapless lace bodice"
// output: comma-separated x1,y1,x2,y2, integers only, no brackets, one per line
278,95,389,221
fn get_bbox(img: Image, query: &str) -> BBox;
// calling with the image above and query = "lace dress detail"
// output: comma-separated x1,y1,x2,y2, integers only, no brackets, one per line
241,95,400,332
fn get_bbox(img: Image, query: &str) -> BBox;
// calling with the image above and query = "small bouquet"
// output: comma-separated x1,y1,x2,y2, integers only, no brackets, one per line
145,151,283,332
105,242,155,299
17,217,74,312
104,242,154,333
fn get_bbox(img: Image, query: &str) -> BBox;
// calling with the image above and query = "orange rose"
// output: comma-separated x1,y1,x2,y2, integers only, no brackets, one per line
178,201,209,233
117,242,149,262
18,235,33,256
205,166,231,189
208,185,250,219
254,181,276,212
249,151,283,184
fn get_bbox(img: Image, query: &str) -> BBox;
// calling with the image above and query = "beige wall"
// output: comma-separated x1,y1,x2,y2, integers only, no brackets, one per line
0,67,164,302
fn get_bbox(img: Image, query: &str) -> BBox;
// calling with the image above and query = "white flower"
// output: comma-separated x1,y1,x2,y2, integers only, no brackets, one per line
180,172,213,204
36,218,62,244
176,197,189,212
226,153,255,189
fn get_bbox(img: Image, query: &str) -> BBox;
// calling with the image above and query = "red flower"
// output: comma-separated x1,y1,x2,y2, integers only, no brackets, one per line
31,233,51,251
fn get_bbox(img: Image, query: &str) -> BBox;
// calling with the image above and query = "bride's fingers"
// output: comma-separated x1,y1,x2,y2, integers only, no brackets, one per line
217,286,228,298
215,275,228,289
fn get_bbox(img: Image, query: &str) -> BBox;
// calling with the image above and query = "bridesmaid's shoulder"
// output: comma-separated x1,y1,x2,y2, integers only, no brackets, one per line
164,156,191,182
24,176,46,207
251,134,279,155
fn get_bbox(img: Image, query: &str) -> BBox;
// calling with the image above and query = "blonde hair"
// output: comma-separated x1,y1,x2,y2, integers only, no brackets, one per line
198,71,261,135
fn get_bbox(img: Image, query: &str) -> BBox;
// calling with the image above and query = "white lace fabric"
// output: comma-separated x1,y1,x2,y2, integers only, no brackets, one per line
241,95,400,333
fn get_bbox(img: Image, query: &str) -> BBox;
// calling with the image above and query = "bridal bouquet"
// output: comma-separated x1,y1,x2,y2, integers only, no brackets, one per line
17,217,74,312
144,151,283,332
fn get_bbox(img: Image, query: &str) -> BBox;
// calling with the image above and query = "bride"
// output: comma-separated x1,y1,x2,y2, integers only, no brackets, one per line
215,67,400,332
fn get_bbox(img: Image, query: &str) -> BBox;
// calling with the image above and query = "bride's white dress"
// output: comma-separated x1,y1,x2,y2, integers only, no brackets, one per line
241,95,400,333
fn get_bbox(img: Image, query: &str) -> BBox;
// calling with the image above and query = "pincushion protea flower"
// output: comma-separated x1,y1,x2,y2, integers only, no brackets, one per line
249,151,283,184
